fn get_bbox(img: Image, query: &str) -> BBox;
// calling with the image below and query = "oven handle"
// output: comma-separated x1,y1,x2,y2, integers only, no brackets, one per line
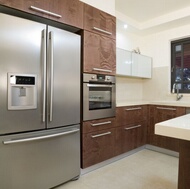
87,84,113,88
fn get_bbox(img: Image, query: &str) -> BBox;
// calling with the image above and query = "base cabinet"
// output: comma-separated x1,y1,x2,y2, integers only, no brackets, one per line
147,105,186,152
81,117,116,168
115,121,146,156
115,105,147,156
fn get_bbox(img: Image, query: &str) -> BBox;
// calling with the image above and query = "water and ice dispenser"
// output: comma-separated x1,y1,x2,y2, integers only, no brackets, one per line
8,73,37,110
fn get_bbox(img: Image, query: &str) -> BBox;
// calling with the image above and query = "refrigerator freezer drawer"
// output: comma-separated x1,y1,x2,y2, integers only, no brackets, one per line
0,125,80,189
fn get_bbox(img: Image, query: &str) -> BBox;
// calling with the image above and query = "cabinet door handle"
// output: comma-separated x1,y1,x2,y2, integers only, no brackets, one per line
91,131,111,138
125,125,141,130
93,68,112,73
91,121,112,127
125,107,142,111
93,27,112,35
30,6,62,18
156,107,176,111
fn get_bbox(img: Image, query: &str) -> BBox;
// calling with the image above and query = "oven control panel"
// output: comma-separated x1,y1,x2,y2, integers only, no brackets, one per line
84,73,115,83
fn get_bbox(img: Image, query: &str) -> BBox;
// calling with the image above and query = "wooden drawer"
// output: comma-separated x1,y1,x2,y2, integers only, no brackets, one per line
115,121,146,156
83,3,116,39
82,117,116,134
82,128,116,168
116,105,147,127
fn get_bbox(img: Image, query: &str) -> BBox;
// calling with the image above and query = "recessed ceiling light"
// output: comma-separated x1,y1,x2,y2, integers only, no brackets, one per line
124,24,128,29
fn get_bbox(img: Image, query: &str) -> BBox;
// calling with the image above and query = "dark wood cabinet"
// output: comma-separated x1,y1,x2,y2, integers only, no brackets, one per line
82,4,116,75
115,105,147,156
82,117,116,168
83,3,116,39
115,121,146,156
83,30,116,75
116,105,147,127
147,105,186,152
0,0,83,28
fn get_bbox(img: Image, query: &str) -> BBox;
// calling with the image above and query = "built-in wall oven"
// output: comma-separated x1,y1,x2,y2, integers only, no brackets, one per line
83,73,116,121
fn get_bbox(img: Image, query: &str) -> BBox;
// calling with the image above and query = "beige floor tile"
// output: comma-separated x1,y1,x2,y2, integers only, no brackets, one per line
55,149,178,189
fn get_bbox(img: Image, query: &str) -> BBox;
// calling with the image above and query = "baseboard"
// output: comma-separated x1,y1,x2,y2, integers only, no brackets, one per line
145,144,179,157
81,145,146,175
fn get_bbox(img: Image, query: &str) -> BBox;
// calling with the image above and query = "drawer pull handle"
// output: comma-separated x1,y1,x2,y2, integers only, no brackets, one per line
125,125,141,130
91,131,111,138
92,68,112,73
93,27,112,35
30,6,62,18
91,121,112,127
156,107,176,111
125,107,142,111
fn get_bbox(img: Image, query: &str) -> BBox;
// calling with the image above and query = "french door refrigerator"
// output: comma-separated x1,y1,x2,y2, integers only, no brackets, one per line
0,12,81,189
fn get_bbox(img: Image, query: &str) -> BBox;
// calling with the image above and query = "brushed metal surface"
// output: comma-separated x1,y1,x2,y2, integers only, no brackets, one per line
47,26,81,128
0,13,46,134
0,125,80,189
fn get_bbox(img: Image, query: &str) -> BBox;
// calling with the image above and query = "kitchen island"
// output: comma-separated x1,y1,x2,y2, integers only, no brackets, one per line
155,114,190,189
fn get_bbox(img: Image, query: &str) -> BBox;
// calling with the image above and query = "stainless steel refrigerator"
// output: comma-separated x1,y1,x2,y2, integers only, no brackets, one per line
0,12,81,189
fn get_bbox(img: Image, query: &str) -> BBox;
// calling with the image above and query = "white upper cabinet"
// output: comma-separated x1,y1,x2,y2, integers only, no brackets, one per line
116,48,152,78
116,48,132,76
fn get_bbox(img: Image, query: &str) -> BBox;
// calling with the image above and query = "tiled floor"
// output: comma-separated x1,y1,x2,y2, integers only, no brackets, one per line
55,149,178,189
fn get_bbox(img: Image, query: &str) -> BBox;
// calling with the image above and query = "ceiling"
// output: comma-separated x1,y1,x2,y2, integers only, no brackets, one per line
115,0,190,35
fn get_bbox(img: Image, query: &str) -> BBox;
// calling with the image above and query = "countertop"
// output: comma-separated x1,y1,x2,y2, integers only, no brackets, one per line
116,100,190,107
155,114,190,141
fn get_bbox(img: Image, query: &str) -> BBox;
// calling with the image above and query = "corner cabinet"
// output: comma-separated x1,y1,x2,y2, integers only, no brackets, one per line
82,4,116,75
147,105,186,152
0,0,84,28
116,48,152,78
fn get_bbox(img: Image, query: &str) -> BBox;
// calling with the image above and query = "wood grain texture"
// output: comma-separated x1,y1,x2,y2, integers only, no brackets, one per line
82,128,116,168
82,117,116,134
83,3,116,39
116,105,148,127
178,140,190,189
0,0,83,28
115,121,147,156
147,105,186,152
83,30,116,75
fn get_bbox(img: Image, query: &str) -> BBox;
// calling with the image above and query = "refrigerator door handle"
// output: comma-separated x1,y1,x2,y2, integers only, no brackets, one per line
3,129,80,145
49,31,54,122
42,29,46,122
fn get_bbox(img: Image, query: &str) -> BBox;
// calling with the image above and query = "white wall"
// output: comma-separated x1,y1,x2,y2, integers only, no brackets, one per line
117,21,190,102
116,28,144,103
141,24,190,101
79,0,115,16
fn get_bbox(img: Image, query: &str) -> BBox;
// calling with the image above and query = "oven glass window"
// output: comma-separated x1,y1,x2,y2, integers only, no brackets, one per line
89,86,112,110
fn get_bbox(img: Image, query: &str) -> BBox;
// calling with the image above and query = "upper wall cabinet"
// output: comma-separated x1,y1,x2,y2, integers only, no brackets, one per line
82,3,116,75
116,48,152,79
0,0,84,28
83,3,116,39
83,31,116,75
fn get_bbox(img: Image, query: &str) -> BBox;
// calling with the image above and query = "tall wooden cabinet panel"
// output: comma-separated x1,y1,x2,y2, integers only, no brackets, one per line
0,0,83,28
83,31,116,75
81,117,116,168
147,105,186,152
83,3,116,39
82,3,116,75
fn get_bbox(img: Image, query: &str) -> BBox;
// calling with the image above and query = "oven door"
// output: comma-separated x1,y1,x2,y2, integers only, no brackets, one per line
83,82,115,121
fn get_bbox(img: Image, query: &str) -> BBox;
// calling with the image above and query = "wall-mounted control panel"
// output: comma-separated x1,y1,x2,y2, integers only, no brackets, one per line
8,73,37,110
